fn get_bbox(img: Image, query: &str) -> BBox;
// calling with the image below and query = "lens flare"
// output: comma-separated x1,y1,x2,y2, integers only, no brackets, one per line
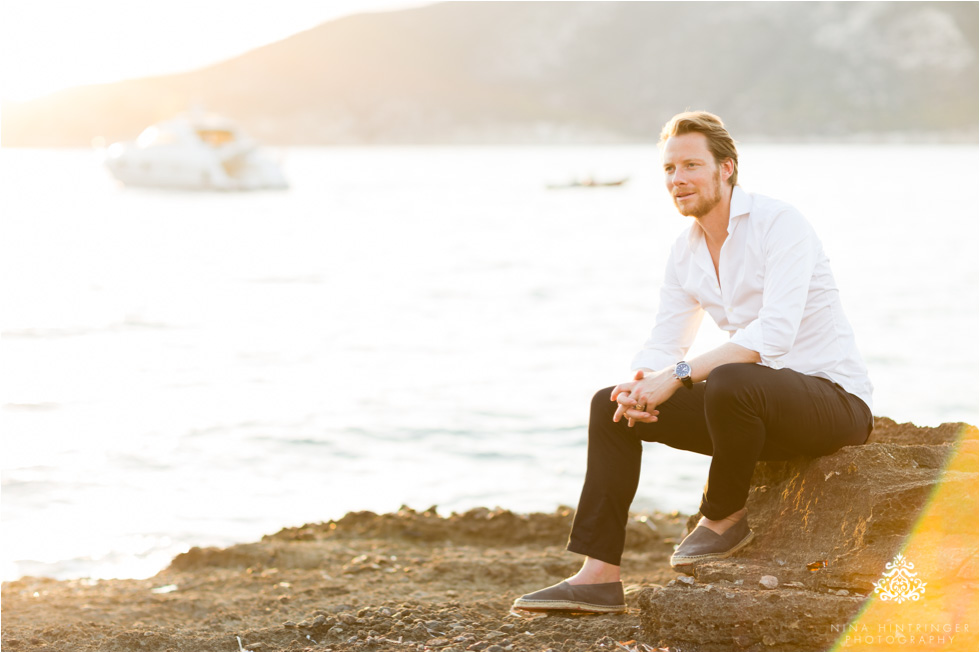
834,423,978,652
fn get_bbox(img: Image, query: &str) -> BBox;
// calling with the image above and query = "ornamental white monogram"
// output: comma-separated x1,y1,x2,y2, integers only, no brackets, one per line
872,553,927,603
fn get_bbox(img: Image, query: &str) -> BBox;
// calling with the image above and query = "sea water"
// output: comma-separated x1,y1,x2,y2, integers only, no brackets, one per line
2,144,977,581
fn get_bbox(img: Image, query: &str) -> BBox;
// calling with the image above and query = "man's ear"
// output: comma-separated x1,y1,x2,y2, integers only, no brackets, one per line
721,158,735,183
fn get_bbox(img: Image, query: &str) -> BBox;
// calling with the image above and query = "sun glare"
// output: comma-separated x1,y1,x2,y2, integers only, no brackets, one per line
0,0,429,102
833,425,979,652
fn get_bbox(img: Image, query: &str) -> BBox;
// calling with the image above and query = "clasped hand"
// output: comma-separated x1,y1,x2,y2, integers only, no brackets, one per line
610,369,680,427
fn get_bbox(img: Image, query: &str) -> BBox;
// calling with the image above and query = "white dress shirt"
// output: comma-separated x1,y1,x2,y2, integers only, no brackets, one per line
631,186,874,411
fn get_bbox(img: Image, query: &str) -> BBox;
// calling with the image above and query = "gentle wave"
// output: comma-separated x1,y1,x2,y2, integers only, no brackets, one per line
3,319,177,339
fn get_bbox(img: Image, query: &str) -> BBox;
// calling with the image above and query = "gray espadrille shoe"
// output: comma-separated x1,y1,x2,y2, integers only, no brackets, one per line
670,514,754,571
512,580,626,613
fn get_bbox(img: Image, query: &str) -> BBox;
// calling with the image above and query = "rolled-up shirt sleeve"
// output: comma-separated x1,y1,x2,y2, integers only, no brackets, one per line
730,208,816,368
631,249,704,372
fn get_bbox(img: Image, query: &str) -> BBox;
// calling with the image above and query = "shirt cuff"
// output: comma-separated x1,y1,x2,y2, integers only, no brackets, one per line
730,324,784,369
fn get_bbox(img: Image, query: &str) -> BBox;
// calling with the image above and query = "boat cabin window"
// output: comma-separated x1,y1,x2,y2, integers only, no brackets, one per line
197,130,235,146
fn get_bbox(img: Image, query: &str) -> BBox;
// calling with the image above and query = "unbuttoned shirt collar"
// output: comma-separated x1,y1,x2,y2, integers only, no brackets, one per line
685,185,753,250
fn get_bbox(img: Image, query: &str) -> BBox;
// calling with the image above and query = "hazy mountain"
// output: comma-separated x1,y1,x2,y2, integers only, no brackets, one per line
3,1,977,146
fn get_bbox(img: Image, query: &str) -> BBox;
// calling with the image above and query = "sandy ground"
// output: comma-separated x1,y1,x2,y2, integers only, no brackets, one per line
1,507,688,652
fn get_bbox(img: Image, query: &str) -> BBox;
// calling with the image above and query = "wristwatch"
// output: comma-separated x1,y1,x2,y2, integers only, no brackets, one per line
674,361,693,389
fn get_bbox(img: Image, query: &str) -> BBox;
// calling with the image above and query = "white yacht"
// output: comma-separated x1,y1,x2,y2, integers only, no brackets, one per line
103,112,288,190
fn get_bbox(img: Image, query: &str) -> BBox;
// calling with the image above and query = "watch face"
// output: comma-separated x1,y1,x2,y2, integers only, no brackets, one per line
676,362,691,378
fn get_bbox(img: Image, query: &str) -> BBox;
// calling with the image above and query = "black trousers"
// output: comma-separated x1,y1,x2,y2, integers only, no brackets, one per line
567,363,872,566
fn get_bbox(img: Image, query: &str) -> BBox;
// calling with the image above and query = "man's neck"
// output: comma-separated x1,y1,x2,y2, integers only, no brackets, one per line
695,185,734,246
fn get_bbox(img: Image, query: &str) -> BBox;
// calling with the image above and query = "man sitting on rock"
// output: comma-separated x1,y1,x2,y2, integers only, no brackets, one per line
513,111,874,614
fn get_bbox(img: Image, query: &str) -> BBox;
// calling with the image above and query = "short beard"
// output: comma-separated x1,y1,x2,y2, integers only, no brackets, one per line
676,170,724,219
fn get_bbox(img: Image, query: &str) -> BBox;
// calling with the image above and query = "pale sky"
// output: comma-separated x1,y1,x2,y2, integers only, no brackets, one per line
0,0,431,102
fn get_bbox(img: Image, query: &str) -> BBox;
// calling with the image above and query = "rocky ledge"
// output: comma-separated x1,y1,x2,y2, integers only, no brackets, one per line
637,418,979,652
2,418,976,652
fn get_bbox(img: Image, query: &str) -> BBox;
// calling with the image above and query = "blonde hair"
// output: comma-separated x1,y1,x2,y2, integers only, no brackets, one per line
660,111,739,187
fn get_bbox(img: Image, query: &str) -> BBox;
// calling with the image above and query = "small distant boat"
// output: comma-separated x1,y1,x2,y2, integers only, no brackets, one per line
103,111,288,190
546,176,629,190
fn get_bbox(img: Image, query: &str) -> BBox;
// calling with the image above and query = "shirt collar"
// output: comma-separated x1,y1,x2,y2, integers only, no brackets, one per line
729,185,751,225
686,185,752,248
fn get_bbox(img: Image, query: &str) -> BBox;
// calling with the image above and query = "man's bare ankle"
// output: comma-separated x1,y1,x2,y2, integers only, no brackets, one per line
699,508,747,535
567,572,620,585
567,559,621,585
